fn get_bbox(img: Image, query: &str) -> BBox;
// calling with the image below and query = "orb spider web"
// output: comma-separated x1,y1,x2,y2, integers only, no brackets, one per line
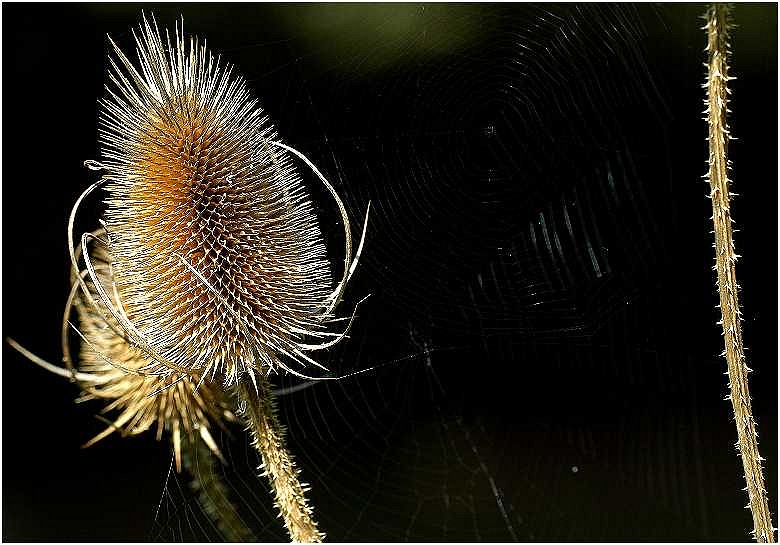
2,3,776,542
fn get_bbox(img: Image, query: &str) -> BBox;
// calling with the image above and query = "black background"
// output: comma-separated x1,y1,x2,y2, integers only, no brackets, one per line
2,3,777,542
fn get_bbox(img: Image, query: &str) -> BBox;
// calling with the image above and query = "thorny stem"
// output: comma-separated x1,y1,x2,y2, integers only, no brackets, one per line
238,377,325,543
704,4,775,542
180,433,256,542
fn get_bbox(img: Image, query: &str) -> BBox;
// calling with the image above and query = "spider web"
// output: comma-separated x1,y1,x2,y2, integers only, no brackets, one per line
2,4,777,542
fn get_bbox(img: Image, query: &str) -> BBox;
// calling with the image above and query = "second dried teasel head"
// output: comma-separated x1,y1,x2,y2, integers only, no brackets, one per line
72,243,234,472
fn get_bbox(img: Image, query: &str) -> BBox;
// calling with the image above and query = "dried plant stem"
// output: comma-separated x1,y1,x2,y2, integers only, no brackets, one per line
181,433,256,542
704,4,775,542
238,379,324,543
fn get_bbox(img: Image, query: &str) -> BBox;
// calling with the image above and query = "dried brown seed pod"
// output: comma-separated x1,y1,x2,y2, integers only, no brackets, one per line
12,14,368,543
6,237,253,540
72,244,233,473
72,15,367,387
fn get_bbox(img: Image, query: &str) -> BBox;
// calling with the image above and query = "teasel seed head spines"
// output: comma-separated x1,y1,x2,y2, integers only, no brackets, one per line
94,15,349,386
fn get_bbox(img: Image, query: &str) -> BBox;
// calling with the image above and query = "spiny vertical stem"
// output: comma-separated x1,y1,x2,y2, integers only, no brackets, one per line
704,4,775,542
180,433,257,542
238,377,325,543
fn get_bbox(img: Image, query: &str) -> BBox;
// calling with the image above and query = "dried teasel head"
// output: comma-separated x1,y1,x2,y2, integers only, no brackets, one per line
72,15,368,386
7,16,367,542
72,243,233,472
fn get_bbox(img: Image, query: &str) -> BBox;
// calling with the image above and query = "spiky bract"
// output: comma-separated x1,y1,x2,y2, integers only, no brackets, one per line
98,17,333,386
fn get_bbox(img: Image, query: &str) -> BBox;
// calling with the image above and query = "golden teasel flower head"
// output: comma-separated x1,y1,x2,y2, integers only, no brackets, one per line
73,245,233,472
10,15,367,542
81,15,366,387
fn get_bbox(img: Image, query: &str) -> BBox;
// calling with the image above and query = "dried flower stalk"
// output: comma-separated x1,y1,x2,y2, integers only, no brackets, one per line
704,4,774,542
239,380,325,542
181,432,257,542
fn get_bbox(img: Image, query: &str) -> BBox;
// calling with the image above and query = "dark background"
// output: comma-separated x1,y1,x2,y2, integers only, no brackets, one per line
2,3,777,542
